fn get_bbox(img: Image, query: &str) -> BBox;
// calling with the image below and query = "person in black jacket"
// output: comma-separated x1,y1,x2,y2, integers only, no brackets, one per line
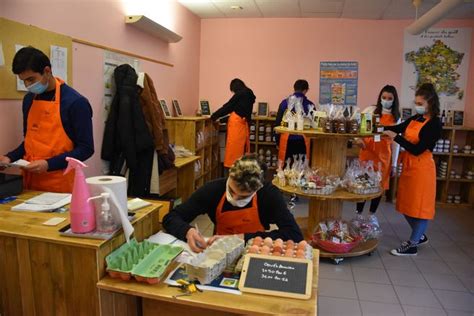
383,83,442,256
101,64,155,196
163,154,304,253
211,79,256,169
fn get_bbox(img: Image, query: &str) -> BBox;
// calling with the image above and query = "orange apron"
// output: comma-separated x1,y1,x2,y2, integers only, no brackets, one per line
24,77,75,193
224,112,250,168
396,116,436,219
215,192,265,235
278,133,311,162
359,113,395,190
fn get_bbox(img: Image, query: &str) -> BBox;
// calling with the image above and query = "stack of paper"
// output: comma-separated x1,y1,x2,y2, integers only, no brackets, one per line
12,192,71,212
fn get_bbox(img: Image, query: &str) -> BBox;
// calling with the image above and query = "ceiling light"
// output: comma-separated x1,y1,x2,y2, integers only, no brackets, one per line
230,5,243,10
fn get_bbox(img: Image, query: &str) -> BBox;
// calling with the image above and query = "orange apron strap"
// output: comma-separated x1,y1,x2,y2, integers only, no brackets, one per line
303,136,311,159
278,133,289,162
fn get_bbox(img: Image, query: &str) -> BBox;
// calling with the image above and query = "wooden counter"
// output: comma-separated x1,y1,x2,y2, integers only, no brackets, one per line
0,191,162,316
98,250,319,316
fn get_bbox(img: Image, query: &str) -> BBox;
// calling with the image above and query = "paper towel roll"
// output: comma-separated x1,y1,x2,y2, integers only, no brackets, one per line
86,176,127,220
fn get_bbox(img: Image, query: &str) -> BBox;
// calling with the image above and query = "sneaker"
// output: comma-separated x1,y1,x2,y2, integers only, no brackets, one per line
368,214,380,228
390,241,418,256
418,234,429,247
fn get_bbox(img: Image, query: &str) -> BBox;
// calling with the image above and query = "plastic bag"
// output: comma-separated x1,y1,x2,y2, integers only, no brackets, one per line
350,214,383,241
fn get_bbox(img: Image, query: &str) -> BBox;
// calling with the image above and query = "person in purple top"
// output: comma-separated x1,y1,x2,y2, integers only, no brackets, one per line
275,80,314,163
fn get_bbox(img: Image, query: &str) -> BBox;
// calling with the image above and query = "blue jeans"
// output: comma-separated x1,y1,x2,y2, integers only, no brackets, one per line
404,215,428,244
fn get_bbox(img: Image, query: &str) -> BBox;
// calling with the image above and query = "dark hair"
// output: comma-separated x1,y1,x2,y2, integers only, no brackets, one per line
229,153,267,192
415,83,440,117
293,79,309,92
230,78,247,93
12,46,51,75
374,85,401,121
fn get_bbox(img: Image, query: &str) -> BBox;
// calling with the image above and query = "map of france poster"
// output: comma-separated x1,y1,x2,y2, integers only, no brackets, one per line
401,28,472,112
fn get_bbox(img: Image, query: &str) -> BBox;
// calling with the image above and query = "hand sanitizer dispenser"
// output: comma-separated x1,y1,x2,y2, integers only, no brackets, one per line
88,193,119,233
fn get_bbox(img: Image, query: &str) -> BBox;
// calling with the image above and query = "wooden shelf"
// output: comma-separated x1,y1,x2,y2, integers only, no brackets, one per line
252,116,276,121
433,152,450,156
258,141,276,146
273,180,382,201
452,153,474,157
436,177,447,181
274,126,380,139
437,202,472,208
448,178,474,183
174,156,200,169
166,116,208,121
442,126,474,131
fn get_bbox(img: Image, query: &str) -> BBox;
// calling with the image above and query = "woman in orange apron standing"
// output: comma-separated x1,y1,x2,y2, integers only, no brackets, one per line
354,85,401,227
383,83,442,256
211,79,256,169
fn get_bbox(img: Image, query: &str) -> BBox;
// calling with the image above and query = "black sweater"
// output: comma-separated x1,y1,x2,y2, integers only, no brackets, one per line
162,178,304,242
384,115,442,156
210,88,256,122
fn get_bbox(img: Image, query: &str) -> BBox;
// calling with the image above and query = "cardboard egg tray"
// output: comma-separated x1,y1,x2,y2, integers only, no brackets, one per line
106,239,183,284
185,236,244,284
245,237,313,260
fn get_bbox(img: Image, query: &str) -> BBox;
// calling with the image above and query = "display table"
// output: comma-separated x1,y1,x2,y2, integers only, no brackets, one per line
97,250,319,316
0,191,162,316
274,127,381,263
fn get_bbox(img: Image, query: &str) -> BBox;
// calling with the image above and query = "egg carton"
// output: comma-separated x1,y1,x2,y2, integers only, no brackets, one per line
105,239,183,283
186,249,227,284
245,237,313,260
106,239,159,280
185,236,244,284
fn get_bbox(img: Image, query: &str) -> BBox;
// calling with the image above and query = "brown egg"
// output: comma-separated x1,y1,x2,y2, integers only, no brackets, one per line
260,245,271,254
297,240,308,250
284,248,294,257
248,245,259,254
272,250,282,256
296,249,305,258
275,238,283,244
253,236,263,246
274,241,283,249
285,240,295,249
264,237,273,247
273,245,283,253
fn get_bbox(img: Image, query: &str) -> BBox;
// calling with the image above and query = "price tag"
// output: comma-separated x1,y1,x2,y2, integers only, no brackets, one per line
374,134,381,142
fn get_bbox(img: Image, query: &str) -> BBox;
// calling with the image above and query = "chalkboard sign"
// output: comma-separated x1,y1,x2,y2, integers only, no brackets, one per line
402,108,412,121
239,254,312,300
453,111,464,126
172,99,182,117
159,99,171,118
257,102,269,117
200,100,211,116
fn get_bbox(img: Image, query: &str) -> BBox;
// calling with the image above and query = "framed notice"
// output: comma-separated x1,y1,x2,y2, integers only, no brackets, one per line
159,99,171,118
453,110,464,126
402,108,412,121
319,61,358,106
257,102,269,117
239,254,312,300
200,100,211,116
172,99,182,117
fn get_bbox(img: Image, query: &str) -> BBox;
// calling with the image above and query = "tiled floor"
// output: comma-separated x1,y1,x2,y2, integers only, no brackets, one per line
191,198,474,316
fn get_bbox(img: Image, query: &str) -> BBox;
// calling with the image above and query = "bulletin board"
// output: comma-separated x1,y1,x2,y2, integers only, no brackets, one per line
0,17,73,100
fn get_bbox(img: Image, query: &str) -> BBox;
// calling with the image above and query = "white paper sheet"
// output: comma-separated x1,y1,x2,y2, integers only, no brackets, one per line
50,45,67,82
15,44,27,91
25,192,71,205
12,194,71,212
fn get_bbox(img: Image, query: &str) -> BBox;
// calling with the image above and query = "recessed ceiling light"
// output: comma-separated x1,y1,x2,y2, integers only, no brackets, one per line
230,5,243,10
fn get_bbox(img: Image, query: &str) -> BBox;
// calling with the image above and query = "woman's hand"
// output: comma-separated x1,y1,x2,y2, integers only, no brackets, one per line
383,130,397,139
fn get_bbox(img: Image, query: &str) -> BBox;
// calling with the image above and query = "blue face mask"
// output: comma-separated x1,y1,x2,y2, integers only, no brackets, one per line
415,105,427,115
27,78,49,94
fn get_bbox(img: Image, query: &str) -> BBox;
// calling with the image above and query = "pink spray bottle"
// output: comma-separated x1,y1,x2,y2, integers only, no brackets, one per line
64,157,96,233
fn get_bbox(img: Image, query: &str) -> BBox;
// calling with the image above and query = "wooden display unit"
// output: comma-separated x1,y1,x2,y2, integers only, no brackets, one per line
250,116,278,173
0,191,163,316
166,117,220,194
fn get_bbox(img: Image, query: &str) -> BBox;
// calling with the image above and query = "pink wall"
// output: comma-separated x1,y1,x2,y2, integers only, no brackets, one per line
199,18,474,125
1,0,201,176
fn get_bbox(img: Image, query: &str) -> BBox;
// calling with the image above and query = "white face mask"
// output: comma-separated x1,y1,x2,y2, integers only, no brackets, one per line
226,179,255,208
381,99,393,109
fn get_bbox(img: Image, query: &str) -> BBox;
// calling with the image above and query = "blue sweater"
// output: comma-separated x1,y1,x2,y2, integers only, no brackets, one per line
6,83,94,171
